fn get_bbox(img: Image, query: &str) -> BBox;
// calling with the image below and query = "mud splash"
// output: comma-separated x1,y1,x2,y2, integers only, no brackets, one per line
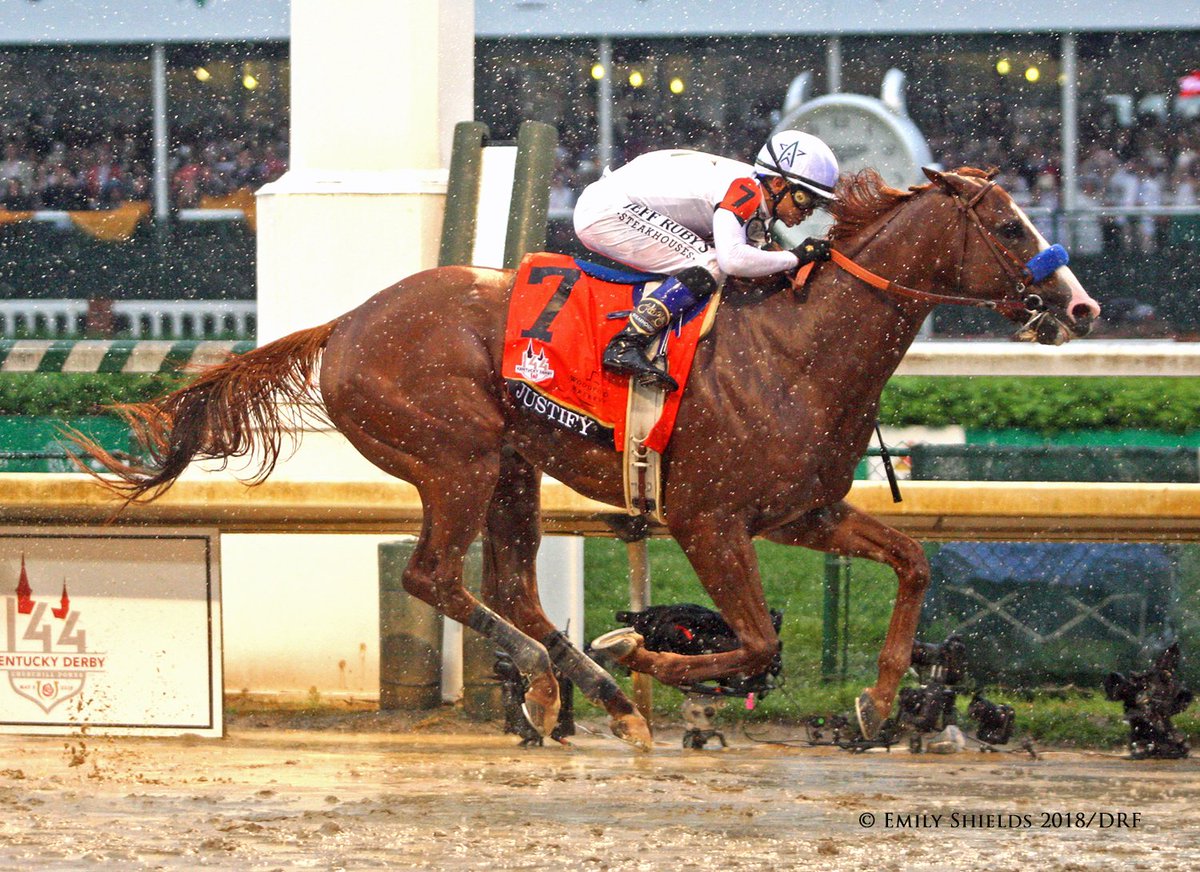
0,712,1196,870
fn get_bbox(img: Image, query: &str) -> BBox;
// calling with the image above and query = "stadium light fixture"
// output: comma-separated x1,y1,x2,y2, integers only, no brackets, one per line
669,77,685,94
996,58,1011,76
591,63,605,80
629,70,645,88
194,67,211,82
1025,66,1040,83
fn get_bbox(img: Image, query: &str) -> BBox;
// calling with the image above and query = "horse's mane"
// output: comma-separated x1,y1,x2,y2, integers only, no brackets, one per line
827,169,916,243
827,166,994,243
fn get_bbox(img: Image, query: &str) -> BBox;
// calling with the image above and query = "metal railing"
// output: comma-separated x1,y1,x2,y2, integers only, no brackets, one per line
0,300,256,340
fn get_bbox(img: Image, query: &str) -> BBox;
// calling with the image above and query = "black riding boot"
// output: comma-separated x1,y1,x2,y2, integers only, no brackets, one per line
603,319,679,392
602,266,717,392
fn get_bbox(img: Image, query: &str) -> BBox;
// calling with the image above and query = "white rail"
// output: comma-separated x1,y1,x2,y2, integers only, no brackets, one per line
0,299,255,340
896,340,1200,377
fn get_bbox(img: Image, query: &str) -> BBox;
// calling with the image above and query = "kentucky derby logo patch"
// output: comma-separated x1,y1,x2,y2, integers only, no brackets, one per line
513,340,555,384
2,557,101,715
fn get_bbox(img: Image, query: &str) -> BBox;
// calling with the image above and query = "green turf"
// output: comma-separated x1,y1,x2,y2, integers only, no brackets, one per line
582,538,1200,749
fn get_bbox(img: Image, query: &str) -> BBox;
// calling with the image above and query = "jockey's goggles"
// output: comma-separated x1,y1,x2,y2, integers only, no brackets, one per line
789,186,815,209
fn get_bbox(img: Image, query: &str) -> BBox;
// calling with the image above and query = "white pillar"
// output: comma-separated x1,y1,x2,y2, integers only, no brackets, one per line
151,44,170,224
597,38,614,171
826,36,842,95
1060,32,1079,213
223,1,477,703
255,0,474,343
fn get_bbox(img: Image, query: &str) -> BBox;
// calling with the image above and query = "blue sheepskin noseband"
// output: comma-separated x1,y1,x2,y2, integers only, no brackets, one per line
1026,244,1069,284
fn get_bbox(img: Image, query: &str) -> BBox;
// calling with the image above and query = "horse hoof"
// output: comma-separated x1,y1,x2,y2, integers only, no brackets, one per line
610,712,653,752
591,627,644,661
856,690,884,741
521,697,560,738
522,676,561,738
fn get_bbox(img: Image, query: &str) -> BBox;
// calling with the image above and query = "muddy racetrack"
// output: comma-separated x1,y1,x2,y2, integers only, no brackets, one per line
0,709,1196,871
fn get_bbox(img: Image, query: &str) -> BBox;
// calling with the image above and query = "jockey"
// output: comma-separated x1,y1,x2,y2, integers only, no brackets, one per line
573,130,840,391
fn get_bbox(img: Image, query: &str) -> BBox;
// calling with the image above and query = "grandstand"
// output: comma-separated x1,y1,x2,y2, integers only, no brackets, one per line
0,2,1197,338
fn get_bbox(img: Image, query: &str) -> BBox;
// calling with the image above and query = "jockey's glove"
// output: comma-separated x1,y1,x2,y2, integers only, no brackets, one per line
791,238,832,266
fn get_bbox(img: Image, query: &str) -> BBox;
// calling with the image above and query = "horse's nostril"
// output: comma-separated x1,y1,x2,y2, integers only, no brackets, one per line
1071,303,1097,322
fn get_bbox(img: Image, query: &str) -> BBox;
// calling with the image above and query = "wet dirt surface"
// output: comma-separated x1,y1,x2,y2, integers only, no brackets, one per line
0,711,1197,871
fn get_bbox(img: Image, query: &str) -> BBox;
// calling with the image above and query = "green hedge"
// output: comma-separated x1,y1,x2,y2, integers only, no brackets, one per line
0,374,188,417
879,377,1200,435
2,374,1199,436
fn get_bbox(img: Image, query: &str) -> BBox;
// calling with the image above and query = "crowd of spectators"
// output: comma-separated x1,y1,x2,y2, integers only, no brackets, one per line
925,101,1200,255
0,117,289,212
2,76,1196,260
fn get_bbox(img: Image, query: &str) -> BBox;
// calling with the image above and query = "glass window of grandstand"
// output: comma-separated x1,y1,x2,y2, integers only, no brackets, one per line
1076,33,1199,242
610,37,827,164
1074,31,1200,337
476,38,598,201
167,44,289,209
0,46,152,211
0,44,288,215
594,37,820,165
843,32,1199,338
841,33,1061,191
476,36,826,199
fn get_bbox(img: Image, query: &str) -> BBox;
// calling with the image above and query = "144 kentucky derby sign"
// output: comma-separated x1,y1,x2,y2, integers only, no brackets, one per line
0,528,222,737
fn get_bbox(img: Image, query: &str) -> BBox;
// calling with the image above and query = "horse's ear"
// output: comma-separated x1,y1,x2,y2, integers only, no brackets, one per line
984,166,1000,181
922,166,954,193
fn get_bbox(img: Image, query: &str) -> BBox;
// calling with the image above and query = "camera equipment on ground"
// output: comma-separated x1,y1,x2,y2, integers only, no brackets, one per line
1104,643,1193,760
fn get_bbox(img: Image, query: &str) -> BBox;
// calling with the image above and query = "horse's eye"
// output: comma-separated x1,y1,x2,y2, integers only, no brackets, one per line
998,221,1025,241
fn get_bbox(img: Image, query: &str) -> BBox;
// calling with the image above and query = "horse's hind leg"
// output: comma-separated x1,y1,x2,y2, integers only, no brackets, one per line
407,467,564,737
341,422,559,736
765,501,930,739
482,449,651,751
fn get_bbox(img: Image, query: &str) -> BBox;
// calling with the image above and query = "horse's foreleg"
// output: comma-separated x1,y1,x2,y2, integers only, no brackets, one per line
482,450,650,750
611,520,780,686
766,501,931,738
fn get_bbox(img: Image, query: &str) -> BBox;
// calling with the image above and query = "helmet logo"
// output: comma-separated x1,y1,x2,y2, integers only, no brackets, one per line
775,139,804,170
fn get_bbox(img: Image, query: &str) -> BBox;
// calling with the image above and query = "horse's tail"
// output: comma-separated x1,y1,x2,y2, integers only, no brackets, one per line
67,319,340,503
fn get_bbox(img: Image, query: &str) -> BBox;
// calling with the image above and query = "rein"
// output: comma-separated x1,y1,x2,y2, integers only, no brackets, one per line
821,180,1042,319
826,249,1018,312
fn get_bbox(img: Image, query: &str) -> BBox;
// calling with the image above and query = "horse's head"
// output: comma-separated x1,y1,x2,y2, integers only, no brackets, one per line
920,167,1101,345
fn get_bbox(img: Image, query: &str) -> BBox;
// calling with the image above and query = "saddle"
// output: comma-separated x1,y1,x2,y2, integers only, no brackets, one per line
502,252,721,522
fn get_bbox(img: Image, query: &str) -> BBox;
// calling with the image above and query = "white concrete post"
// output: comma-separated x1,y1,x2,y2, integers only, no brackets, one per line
255,0,473,343
826,36,842,95
222,0,474,702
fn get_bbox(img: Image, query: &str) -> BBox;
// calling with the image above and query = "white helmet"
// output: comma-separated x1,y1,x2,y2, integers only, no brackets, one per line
755,130,839,200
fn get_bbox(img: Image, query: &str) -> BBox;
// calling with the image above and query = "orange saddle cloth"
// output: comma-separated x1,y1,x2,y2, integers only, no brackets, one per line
502,252,717,452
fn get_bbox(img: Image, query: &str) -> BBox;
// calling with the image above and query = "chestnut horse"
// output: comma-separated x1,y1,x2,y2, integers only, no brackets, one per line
72,168,1100,751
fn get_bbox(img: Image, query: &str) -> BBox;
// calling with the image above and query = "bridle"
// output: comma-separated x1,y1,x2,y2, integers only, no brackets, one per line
817,178,1052,322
